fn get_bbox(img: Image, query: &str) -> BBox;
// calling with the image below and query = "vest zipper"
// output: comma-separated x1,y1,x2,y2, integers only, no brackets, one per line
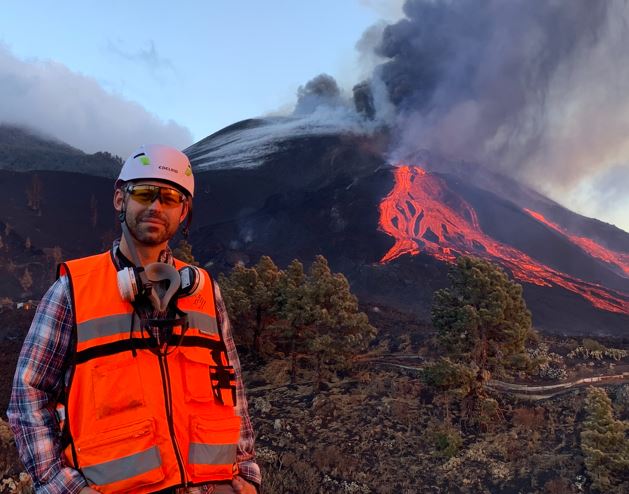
158,354,188,488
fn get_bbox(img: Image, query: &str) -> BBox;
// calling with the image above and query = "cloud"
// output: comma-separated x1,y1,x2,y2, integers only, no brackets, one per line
0,44,192,157
359,0,405,21
569,165,629,231
106,39,176,80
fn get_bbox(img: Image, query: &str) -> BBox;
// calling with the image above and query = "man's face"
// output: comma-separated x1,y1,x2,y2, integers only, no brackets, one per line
114,180,189,246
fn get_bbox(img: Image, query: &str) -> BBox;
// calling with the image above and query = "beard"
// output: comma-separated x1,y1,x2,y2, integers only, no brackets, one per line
126,209,178,246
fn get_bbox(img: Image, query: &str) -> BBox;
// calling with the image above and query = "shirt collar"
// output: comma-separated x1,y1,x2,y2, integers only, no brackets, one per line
112,238,173,268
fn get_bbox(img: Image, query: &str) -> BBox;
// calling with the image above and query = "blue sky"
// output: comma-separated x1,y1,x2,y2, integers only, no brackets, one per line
0,1,401,152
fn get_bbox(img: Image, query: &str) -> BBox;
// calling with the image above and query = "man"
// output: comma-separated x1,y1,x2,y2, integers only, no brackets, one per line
8,145,260,494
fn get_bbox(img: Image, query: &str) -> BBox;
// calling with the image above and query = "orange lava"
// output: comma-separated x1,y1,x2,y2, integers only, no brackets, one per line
524,208,629,279
379,165,629,315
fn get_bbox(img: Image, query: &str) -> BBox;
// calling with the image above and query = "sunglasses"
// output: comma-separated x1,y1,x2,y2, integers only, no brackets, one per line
125,184,186,208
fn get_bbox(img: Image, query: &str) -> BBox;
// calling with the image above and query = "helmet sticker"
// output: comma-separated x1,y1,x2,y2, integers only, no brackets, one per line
140,156,151,166
185,165,192,176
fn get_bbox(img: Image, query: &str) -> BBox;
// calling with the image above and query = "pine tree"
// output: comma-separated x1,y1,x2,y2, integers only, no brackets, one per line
580,386,629,492
172,239,199,266
221,255,376,386
218,256,282,354
276,259,313,382
218,264,257,347
250,256,282,353
432,256,533,382
306,256,376,387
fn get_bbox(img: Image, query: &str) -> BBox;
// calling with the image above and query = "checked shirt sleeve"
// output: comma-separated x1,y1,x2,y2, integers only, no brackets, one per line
213,281,262,490
7,277,87,494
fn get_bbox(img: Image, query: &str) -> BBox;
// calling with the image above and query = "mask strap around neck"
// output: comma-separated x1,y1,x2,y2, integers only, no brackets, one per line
121,222,145,268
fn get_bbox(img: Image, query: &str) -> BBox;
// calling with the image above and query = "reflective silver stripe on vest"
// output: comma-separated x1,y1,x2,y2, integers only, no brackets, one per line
77,311,217,342
188,443,237,465
82,446,161,485
187,311,218,335
77,313,135,343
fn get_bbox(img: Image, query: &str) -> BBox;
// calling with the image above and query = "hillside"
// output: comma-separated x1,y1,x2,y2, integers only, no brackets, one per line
1,122,628,335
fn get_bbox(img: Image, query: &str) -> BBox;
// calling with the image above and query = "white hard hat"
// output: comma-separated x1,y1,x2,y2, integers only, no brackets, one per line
118,144,194,197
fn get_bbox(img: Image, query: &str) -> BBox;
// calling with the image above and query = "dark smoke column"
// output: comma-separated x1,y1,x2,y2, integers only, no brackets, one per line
369,0,609,171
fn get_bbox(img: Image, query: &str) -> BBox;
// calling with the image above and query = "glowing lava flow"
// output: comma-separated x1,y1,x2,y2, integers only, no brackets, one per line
524,209,629,279
378,165,629,315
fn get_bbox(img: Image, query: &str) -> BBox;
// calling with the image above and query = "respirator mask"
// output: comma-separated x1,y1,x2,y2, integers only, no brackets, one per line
116,222,204,311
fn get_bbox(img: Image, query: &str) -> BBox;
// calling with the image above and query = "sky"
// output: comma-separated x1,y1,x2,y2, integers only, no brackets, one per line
0,1,402,156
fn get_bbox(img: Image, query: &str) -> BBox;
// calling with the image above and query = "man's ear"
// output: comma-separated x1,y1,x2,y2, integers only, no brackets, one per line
113,188,124,213
179,200,190,224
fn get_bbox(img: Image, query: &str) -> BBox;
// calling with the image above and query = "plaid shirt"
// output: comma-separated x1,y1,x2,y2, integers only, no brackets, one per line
7,246,261,494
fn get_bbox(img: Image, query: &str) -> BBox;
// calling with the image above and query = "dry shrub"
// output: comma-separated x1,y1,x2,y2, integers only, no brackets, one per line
0,420,20,479
0,473,34,494
390,399,423,432
260,359,292,386
312,445,358,477
424,420,463,458
262,452,321,494
512,406,545,430
362,372,396,397
392,375,423,398
0,420,33,494
582,338,606,352
543,477,576,494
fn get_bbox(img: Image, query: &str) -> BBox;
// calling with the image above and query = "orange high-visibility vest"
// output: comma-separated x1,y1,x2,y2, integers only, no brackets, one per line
57,251,240,494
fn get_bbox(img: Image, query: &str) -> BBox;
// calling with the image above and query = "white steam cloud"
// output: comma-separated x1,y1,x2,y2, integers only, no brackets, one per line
0,44,192,157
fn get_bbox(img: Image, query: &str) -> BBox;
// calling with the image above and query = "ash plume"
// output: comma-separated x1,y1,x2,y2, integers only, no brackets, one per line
287,73,377,137
359,0,629,219
294,74,342,115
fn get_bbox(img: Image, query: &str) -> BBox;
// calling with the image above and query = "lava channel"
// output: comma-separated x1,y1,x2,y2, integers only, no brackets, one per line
378,165,629,315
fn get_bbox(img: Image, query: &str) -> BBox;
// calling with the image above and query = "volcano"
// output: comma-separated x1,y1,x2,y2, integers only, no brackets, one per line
1,119,628,336
184,117,629,336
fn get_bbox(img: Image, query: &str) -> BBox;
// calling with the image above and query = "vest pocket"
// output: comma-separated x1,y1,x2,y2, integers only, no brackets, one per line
76,419,165,492
188,415,241,481
92,358,146,418
180,347,215,403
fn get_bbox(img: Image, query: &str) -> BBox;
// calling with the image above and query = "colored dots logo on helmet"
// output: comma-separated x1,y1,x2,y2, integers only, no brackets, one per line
139,156,151,166
185,165,192,176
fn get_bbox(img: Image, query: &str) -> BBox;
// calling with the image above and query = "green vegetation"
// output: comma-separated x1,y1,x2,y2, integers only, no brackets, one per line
219,255,376,387
424,420,463,458
431,256,536,427
432,256,534,382
580,387,629,492
2,252,629,493
172,239,199,266
218,256,282,354
421,357,475,393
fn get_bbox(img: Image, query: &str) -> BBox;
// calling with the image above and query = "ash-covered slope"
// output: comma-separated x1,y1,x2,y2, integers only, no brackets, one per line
184,115,377,172
187,120,629,336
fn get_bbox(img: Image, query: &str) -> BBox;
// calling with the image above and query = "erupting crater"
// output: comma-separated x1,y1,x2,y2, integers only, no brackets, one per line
378,165,629,315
